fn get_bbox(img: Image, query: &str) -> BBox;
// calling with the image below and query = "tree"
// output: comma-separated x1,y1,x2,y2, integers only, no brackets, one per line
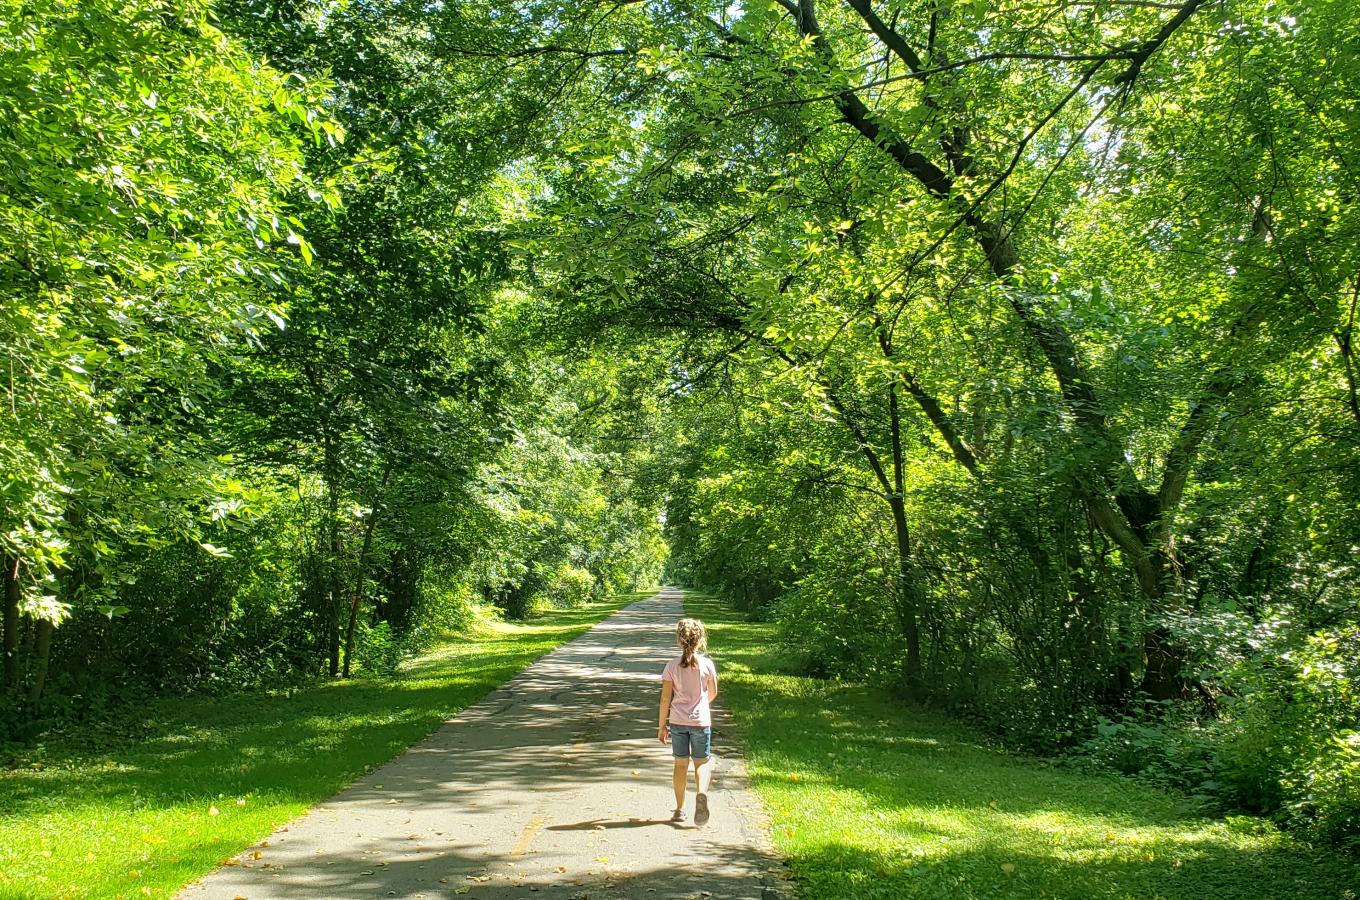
0,0,332,700
445,0,1359,698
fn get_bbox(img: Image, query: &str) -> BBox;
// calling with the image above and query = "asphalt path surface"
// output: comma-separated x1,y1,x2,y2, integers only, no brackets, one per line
178,588,784,900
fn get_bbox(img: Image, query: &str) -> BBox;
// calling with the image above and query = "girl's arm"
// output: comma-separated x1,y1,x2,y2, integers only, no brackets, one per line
657,680,673,743
708,664,719,702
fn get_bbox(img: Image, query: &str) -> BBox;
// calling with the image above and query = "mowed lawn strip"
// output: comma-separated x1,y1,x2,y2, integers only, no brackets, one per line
688,593,1360,900
0,592,647,900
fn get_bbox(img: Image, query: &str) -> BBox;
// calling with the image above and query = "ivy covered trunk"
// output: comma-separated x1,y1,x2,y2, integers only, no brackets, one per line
888,494,924,693
27,618,53,704
2,554,20,692
343,469,388,679
323,429,343,678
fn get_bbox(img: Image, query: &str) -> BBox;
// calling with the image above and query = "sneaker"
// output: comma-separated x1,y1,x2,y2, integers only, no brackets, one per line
694,793,710,826
670,808,687,823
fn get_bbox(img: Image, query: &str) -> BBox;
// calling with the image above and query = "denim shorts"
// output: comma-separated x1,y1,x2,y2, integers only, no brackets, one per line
669,724,712,759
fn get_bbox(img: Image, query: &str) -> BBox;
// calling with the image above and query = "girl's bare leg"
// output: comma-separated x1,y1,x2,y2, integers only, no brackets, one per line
692,756,712,795
672,758,689,809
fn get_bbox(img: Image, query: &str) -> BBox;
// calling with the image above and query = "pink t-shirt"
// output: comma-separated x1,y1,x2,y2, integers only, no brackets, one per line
663,653,719,727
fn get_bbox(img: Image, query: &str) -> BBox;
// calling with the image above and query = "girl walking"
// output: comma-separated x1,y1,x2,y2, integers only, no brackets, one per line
657,617,719,825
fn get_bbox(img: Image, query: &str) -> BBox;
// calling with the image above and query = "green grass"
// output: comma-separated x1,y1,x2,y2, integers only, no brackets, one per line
0,592,649,900
689,593,1360,900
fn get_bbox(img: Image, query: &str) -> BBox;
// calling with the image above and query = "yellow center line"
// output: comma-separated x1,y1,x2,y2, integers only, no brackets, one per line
510,815,549,857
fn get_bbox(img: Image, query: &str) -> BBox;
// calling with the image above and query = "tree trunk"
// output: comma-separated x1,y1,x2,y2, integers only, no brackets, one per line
885,380,924,693
18,614,34,684
1138,626,1188,700
1128,546,1191,699
323,430,342,677
2,554,19,692
888,494,924,692
767,324,928,694
27,617,54,704
341,553,370,678
342,470,388,678
1331,273,1360,430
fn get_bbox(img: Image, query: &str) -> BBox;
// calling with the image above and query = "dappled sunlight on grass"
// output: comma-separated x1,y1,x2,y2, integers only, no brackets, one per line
0,592,646,900
687,592,1360,900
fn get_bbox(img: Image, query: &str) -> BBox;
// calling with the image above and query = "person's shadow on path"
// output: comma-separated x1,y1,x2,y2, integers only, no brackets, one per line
547,818,678,830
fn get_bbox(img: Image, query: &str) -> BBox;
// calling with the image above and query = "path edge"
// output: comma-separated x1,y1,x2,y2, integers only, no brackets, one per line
175,590,662,899
679,586,797,900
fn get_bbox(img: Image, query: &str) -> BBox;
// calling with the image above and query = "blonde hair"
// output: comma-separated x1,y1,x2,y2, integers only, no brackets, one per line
677,618,708,668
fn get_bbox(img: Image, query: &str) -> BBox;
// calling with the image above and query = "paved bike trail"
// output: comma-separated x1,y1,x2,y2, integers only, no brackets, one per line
178,588,784,900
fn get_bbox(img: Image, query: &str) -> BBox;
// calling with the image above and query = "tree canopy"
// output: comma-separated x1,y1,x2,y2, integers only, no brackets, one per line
2,0,1358,849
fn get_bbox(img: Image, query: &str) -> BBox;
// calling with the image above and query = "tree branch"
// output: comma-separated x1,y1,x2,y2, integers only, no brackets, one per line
903,372,980,476
1087,493,1160,595
843,0,926,72
777,347,897,497
872,311,981,477
1111,0,1209,87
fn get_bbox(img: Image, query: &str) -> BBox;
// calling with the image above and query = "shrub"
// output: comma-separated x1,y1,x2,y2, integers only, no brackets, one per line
1209,628,1360,847
353,620,405,676
548,564,596,608
1074,698,1217,799
1075,627,1360,850
1214,689,1294,813
774,570,900,681
404,575,482,648
977,679,1101,755
1275,628,1360,847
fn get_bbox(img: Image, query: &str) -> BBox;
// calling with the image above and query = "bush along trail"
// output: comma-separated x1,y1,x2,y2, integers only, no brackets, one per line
688,593,1360,900
0,593,645,900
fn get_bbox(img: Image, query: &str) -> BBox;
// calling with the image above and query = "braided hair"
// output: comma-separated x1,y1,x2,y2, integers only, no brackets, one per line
677,618,708,668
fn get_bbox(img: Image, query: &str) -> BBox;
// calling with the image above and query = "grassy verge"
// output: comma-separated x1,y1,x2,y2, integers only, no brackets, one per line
689,592,1360,900
0,592,650,900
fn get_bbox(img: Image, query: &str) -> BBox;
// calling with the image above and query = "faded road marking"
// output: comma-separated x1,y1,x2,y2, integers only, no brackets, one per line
511,814,549,856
